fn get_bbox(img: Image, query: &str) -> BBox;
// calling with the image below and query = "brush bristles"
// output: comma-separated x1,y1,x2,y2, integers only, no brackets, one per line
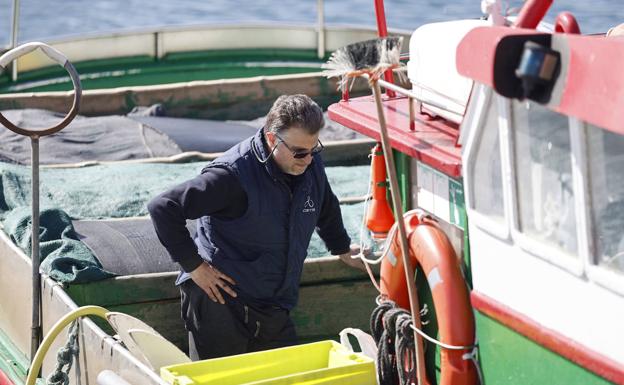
322,36,404,91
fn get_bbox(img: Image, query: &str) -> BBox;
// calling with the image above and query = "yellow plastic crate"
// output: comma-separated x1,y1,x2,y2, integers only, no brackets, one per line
160,340,376,385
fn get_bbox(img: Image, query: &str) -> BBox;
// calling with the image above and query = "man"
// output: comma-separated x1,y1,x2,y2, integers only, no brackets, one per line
607,23,624,37
148,94,357,360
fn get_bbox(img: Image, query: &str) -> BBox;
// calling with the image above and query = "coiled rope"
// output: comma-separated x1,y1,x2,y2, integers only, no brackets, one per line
371,300,483,385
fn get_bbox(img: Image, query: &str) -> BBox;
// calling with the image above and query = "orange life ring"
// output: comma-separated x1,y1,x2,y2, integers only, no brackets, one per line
380,211,477,385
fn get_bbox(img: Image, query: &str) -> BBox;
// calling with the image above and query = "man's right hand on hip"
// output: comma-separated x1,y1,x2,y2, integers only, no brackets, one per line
190,262,237,304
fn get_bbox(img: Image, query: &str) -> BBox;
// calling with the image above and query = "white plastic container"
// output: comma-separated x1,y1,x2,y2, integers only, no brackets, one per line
407,19,489,123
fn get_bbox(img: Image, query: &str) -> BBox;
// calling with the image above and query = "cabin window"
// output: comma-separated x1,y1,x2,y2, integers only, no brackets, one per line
512,101,578,256
471,99,504,220
587,125,624,275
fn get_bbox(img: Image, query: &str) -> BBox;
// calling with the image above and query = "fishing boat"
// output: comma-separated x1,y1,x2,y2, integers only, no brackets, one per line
0,5,388,384
0,0,411,119
327,0,623,384
1,0,623,384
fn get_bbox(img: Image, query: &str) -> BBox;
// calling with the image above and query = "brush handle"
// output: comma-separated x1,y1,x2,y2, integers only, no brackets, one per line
371,80,428,385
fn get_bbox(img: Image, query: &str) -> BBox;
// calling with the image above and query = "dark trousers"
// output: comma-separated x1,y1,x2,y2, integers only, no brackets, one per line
180,279,298,360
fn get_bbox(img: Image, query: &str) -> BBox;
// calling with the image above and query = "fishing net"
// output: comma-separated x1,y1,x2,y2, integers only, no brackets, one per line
0,161,370,283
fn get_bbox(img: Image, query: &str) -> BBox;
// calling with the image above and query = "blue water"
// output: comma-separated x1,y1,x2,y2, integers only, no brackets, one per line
0,0,623,45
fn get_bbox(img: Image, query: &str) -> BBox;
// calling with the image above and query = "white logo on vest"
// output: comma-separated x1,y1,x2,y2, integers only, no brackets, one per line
303,195,315,213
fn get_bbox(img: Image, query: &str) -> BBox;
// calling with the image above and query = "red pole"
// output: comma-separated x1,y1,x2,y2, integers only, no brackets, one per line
514,0,553,29
373,0,396,97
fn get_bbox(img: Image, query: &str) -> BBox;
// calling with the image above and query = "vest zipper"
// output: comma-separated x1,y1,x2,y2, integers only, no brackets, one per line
244,305,249,324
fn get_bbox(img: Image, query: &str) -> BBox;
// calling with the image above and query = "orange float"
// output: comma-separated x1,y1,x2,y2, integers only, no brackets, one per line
380,211,478,385
365,143,395,238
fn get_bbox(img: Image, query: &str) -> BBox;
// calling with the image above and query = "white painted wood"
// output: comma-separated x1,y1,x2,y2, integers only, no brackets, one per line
465,89,624,366
128,329,191,371
416,162,435,214
469,223,624,365
12,24,411,74
0,227,34,354
433,171,451,223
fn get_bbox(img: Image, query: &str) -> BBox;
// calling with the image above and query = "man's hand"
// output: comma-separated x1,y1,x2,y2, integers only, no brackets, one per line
190,262,237,304
337,244,367,271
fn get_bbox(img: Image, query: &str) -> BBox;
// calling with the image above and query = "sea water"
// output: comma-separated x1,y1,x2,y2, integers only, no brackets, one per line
0,0,623,44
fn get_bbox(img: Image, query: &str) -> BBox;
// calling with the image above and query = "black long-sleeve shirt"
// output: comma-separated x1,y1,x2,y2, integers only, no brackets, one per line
148,166,351,273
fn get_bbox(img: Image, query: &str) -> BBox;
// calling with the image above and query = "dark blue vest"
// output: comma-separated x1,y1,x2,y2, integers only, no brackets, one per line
178,129,325,310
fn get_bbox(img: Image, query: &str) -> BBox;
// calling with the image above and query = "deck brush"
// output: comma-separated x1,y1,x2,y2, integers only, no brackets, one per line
322,36,405,90
322,36,427,385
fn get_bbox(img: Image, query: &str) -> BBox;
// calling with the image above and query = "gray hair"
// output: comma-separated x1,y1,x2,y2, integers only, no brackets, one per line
264,94,324,135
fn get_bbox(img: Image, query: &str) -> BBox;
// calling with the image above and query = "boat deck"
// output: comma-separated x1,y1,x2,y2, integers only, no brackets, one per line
328,94,462,178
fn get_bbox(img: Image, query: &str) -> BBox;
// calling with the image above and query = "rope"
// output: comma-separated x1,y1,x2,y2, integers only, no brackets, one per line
46,320,80,385
370,300,394,344
462,341,484,385
371,300,484,385
377,308,408,385
371,301,418,385
395,313,417,385
353,208,430,266
408,323,477,351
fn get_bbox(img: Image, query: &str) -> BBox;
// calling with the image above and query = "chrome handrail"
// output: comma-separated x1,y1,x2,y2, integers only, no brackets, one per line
10,0,20,81
317,0,326,59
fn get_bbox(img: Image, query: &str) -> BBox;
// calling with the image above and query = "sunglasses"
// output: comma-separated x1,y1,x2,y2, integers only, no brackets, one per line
274,133,324,159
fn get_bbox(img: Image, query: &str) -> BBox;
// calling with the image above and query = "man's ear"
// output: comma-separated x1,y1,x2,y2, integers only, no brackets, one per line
265,130,276,146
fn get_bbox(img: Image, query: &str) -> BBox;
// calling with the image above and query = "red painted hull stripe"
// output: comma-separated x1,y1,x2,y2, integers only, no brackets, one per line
0,369,14,385
471,291,624,385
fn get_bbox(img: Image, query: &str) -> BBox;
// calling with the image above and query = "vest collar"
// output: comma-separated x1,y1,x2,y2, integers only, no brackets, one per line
251,128,289,181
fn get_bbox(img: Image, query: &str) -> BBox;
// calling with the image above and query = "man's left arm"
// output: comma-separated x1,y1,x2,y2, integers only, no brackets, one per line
316,176,363,270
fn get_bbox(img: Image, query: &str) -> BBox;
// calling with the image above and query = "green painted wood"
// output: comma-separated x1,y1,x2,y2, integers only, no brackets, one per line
66,273,180,308
413,268,441,384
393,150,411,211
0,327,28,385
66,258,375,307
475,311,614,385
300,258,377,286
0,49,325,93
99,280,377,356
293,280,378,342
65,257,379,358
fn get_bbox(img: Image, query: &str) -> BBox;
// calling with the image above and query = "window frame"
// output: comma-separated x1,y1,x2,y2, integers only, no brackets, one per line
582,121,624,296
464,85,624,295
463,86,510,241
506,101,584,276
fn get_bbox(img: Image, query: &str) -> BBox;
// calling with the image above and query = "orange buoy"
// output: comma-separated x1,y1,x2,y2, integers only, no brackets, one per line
380,211,477,385
366,143,395,238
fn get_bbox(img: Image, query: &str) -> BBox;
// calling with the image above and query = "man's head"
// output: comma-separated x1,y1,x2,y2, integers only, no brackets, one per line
263,94,325,175
607,23,624,37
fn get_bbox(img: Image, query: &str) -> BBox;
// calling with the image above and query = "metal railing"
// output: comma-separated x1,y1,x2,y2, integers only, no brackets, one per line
10,0,20,81
4,0,329,82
